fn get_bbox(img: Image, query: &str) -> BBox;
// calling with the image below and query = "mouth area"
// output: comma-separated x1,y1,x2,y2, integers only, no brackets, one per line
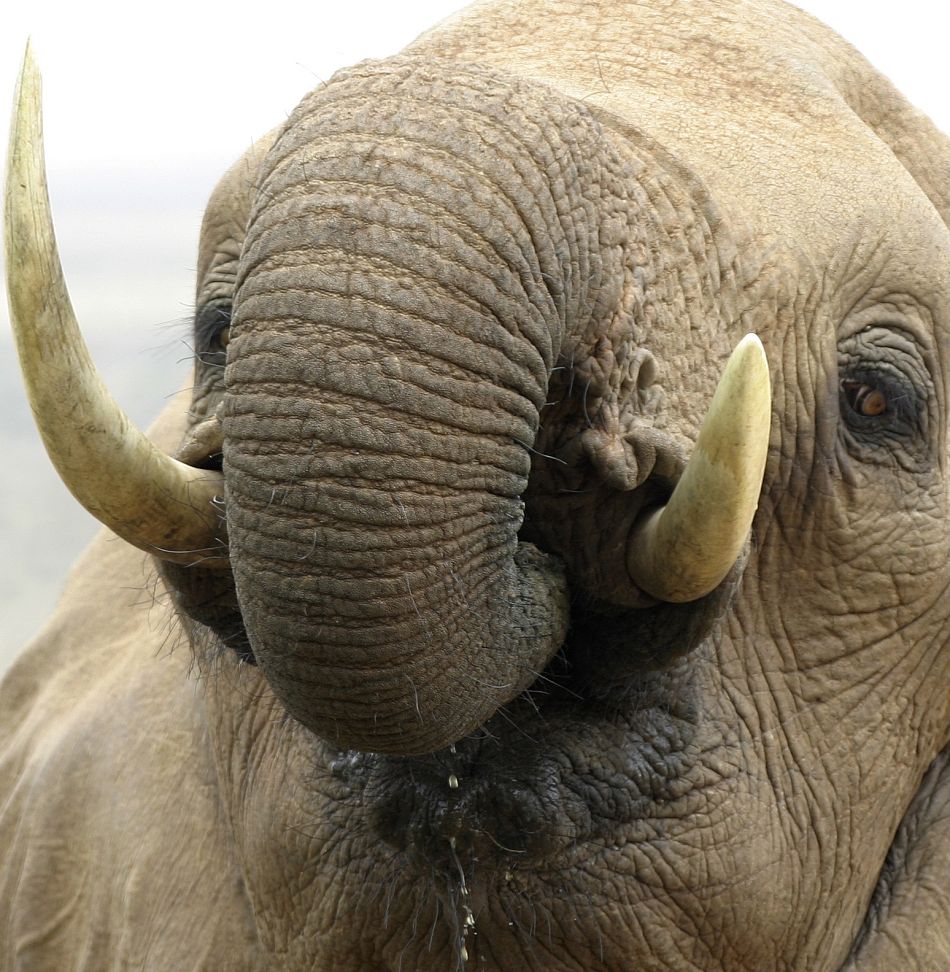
329,598,716,878
171,475,741,876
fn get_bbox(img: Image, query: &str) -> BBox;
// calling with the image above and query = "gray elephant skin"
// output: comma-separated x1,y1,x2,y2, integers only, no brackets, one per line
2,0,949,969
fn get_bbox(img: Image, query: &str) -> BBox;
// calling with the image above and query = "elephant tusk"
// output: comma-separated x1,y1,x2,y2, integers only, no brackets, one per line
626,334,771,603
4,45,228,567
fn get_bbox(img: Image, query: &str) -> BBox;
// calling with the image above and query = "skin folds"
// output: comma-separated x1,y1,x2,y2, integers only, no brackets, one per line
2,1,949,969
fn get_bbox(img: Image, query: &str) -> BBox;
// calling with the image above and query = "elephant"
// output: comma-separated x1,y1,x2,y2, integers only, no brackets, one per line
2,0,949,968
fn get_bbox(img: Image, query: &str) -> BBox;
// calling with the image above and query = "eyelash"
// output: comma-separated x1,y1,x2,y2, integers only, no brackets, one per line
194,304,232,366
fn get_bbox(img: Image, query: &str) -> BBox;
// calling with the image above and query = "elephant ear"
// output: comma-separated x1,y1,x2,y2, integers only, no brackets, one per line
842,746,950,970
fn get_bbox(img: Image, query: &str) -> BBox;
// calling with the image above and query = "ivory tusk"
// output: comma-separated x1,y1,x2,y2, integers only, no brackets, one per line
626,334,771,603
4,45,227,567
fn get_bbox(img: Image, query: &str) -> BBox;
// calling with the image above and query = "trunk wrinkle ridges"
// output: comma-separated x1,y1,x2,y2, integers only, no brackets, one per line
224,59,640,754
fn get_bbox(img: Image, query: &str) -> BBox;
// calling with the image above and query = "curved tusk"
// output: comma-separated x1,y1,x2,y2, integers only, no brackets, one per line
627,334,771,603
4,45,227,567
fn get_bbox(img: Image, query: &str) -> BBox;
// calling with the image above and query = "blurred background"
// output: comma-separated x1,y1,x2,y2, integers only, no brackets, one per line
1,0,948,672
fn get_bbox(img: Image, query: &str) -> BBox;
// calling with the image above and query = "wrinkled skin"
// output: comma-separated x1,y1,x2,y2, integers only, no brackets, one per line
2,0,950,969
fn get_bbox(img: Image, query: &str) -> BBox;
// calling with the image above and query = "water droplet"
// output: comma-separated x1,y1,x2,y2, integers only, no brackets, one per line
461,944,469,961
504,869,513,882
448,773,459,789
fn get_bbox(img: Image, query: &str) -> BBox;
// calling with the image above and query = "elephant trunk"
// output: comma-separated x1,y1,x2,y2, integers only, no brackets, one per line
6,54,770,756
6,52,770,756
223,61,624,754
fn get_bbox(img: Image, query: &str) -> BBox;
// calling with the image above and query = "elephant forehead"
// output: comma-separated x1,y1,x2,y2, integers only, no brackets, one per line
408,0,945,254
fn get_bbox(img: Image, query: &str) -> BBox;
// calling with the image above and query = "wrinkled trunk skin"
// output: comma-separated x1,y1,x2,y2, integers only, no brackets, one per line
222,60,633,754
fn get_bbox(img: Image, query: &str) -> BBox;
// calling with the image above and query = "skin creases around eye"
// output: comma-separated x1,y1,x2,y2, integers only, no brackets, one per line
841,380,887,417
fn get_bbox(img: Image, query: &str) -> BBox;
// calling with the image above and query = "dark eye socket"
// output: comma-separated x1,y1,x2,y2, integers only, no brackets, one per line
837,325,933,471
194,302,232,367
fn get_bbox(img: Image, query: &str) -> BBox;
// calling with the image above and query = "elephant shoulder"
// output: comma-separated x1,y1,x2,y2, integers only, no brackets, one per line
0,532,263,970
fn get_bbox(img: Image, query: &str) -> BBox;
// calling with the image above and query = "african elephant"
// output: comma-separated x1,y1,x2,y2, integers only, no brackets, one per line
2,0,949,969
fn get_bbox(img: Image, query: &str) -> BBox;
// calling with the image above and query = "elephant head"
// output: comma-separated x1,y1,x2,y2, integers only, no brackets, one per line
6,0,950,968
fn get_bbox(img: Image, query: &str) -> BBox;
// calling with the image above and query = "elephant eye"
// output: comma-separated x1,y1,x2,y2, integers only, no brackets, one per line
837,327,932,470
194,302,232,367
841,380,887,418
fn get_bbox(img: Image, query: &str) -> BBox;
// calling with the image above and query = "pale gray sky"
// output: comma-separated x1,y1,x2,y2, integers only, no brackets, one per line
2,1,948,665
